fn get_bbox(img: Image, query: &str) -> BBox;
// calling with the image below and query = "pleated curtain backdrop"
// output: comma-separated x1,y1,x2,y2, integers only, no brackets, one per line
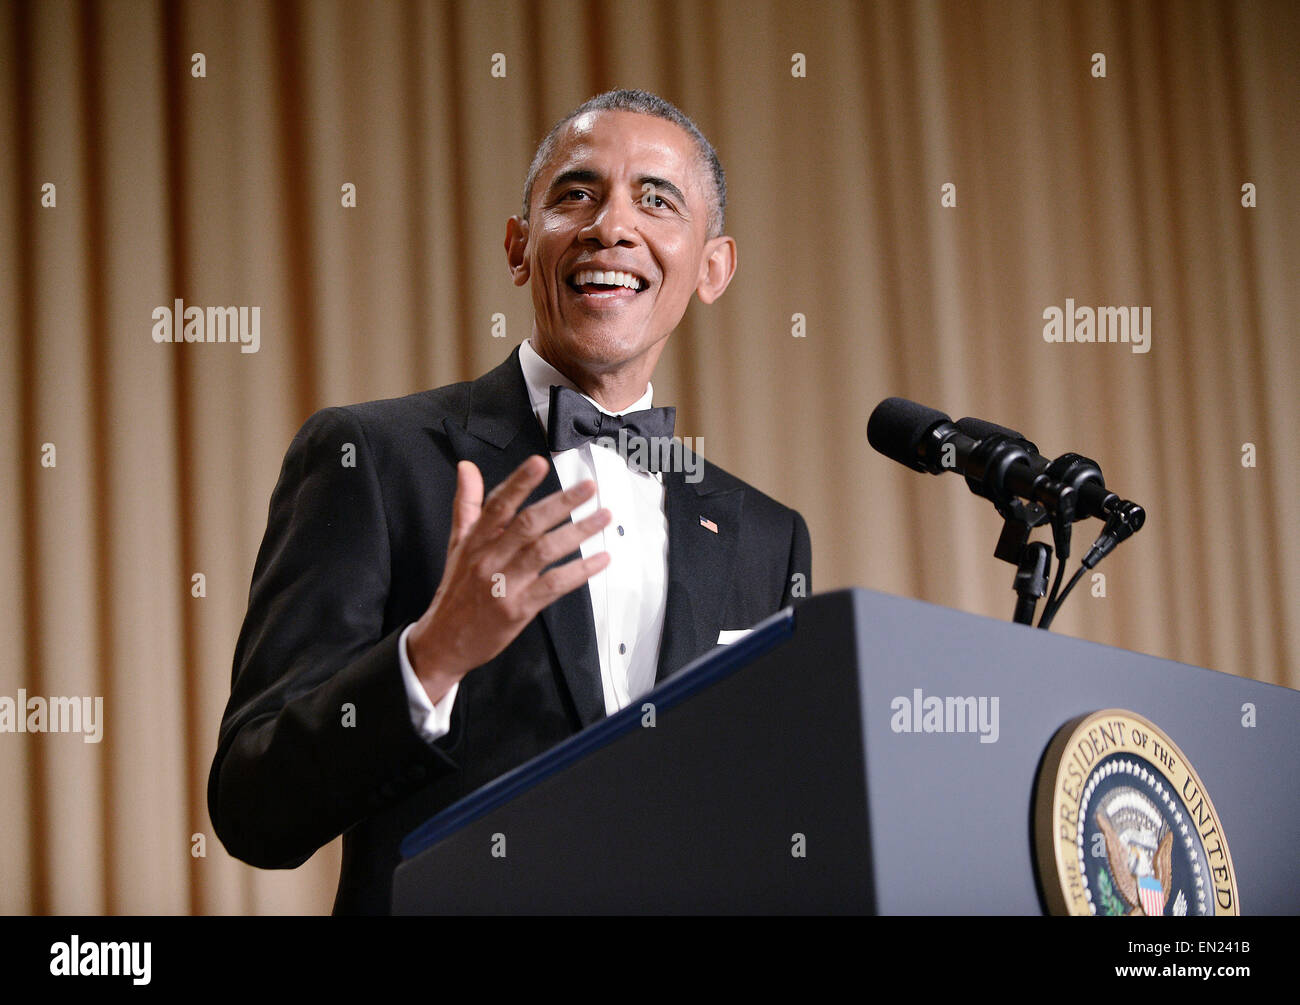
1,0,1296,914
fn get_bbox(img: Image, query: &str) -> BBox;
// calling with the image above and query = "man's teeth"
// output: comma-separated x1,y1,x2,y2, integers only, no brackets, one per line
572,269,643,291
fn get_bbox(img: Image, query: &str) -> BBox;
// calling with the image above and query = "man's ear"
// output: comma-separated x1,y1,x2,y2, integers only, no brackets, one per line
505,216,530,286
695,235,737,304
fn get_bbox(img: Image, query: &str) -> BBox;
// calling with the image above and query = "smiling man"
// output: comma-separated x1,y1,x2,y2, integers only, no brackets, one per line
209,89,811,915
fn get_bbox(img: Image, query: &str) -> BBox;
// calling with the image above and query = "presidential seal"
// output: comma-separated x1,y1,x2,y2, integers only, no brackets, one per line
1033,709,1239,916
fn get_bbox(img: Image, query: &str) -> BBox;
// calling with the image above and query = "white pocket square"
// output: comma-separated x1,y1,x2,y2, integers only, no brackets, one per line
716,628,754,645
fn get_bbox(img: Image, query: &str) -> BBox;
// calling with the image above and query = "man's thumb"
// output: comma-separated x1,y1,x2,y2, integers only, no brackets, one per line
450,460,483,550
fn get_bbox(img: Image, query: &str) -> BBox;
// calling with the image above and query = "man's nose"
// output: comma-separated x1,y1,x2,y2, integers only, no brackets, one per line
579,193,639,246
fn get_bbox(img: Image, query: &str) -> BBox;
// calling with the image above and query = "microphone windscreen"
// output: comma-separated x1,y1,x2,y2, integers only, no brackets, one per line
867,397,951,471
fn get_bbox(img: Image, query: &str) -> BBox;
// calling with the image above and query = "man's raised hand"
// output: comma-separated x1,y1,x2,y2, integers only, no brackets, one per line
407,455,611,704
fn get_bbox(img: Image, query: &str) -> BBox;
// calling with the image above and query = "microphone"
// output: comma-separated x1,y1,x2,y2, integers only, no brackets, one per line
956,417,1134,530
867,396,1146,628
953,416,1035,451
865,397,955,474
867,397,1127,525
866,398,1065,520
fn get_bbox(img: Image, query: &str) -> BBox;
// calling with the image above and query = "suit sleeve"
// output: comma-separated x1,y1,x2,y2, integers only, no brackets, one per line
208,406,458,869
780,509,812,607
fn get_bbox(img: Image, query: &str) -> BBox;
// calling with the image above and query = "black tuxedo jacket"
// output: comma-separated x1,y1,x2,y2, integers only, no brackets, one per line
208,346,811,914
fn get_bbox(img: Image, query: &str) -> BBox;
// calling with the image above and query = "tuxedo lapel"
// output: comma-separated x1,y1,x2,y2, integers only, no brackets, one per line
437,348,607,728
655,464,744,683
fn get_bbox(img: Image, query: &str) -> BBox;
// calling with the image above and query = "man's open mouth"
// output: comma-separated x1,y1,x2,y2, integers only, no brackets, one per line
567,269,648,298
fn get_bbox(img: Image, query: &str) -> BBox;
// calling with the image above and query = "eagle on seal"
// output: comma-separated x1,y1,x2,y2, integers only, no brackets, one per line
1097,795,1174,916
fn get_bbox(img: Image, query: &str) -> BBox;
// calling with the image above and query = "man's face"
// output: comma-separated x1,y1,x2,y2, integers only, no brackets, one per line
506,110,734,380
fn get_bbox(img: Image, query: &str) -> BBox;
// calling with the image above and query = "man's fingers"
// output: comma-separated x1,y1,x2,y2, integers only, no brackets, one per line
496,478,599,552
449,460,484,551
525,550,612,607
477,455,551,536
498,506,611,577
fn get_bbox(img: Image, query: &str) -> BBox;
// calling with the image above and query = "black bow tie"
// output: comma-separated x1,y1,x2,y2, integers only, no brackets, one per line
546,385,677,472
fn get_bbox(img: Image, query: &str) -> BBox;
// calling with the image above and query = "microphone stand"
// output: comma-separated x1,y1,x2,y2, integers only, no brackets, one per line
1012,541,1051,625
961,430,1073,626
977,443,1142,630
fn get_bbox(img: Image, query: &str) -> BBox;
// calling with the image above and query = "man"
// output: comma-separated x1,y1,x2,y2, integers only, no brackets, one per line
208,89,811,914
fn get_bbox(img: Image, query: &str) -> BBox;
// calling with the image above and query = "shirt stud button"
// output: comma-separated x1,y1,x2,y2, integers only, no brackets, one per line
619,643,627,655
617,525,625,536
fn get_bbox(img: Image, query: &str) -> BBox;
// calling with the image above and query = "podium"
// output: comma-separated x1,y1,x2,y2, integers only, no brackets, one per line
393,589,1300,914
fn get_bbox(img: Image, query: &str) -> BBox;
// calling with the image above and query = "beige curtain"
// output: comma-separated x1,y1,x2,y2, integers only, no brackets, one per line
2,0,1295,914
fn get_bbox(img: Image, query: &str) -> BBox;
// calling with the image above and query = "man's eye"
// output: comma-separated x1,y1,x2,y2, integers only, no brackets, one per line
562,190,592,201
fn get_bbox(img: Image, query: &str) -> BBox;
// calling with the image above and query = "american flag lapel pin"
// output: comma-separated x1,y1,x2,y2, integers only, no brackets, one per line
699,515,719,534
